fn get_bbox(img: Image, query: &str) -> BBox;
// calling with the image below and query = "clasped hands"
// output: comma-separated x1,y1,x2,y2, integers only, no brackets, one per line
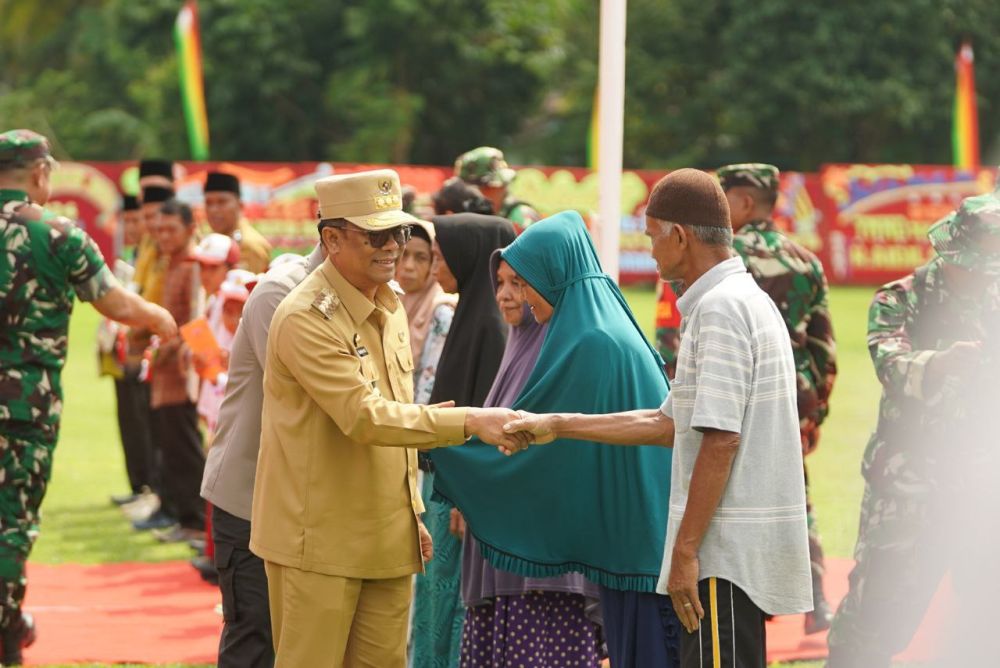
464,408,556,456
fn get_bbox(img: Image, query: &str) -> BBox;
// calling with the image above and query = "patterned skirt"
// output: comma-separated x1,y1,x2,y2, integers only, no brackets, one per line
411,472,465,668
460,591,603,668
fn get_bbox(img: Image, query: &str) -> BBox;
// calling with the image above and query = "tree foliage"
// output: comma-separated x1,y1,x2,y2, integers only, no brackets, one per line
1,0,998,170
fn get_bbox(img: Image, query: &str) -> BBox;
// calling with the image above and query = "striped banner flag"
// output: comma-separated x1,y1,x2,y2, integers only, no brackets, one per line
587,86,599,171
175,0,210,160
952,41,979,169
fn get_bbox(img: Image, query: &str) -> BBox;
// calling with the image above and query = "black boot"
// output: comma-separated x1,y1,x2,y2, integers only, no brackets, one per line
0,611,37,665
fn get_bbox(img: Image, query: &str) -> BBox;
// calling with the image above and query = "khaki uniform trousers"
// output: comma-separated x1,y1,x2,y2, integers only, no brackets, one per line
265,561,412,668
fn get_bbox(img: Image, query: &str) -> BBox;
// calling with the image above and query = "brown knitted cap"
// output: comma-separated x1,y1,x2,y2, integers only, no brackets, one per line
645,168,731,229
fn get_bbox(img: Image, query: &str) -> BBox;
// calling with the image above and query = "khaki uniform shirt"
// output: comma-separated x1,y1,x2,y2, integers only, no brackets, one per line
235,218,272,273
250,260,468,580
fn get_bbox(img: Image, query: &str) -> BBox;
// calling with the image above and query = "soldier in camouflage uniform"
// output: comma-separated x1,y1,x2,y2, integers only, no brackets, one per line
454,146,540,233
826,193,1000,667
656,164,838,633
0,130,175,664
654,282,683,377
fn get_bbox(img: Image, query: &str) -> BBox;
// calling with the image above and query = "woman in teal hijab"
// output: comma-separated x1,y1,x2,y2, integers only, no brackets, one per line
430,210,680,666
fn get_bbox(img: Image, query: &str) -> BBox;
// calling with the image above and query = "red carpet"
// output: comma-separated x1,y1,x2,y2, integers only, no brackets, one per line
23,561,221,665
21,558,948,665
765,557,951,663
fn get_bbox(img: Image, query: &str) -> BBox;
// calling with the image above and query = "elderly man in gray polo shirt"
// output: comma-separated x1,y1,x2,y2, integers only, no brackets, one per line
200,244,324,668
505,169,811,667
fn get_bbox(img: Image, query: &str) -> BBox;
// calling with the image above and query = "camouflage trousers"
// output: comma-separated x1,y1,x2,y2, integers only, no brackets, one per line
825,472,990,668
0,425,55,630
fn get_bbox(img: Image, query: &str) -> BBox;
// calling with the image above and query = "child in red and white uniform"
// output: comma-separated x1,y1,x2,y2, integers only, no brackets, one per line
196,269,255,434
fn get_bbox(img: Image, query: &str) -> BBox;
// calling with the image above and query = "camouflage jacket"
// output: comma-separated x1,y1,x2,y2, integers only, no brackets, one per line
500,197,540,234
656,219,837,446
0,190,116,437
863,257,1000,488
654,281,682,378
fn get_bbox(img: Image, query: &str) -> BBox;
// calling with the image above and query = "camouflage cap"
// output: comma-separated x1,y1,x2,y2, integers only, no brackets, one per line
716,163,780,194
928,193,1000,274
454,146,516,188
0,129,52,169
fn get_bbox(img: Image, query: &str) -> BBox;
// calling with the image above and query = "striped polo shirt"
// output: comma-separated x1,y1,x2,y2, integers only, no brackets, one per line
657,256,812,615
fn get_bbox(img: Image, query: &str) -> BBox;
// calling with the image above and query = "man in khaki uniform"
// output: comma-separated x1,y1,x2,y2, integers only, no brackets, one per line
250,169,523,667
204,172,272,273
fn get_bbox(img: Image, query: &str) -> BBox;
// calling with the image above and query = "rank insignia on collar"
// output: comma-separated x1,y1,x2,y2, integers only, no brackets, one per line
310,289,340,319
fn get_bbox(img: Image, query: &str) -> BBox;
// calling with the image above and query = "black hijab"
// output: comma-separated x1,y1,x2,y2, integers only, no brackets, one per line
429,214,516,407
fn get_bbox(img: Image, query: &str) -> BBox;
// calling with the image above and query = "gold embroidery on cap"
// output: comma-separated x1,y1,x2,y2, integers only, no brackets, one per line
373,194,401,210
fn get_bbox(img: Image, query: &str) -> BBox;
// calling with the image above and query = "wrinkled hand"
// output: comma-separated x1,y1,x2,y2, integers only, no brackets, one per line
149,304,178,341
503,411,557,445
667,549,704,633
449,509,466,540
467,408,532,456
418,520,433,563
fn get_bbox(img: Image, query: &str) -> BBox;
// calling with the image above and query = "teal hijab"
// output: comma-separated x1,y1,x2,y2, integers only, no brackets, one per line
430,210,672,592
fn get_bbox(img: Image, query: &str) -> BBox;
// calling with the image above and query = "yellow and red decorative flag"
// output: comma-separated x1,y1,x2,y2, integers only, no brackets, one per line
175,0,210,160
952,41,979,170
587,85,600,172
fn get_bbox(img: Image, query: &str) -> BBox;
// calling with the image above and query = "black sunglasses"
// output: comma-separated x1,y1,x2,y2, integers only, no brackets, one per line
319,219,412,248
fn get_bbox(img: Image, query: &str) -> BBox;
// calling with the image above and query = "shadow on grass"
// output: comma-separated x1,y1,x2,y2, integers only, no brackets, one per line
35,506,195,565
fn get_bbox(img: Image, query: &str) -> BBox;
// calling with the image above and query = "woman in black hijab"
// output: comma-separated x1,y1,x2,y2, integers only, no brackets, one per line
429,214,515,407
410,214,515,668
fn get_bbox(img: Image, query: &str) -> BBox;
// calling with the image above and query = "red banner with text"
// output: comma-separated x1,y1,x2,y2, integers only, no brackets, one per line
48,161,997,287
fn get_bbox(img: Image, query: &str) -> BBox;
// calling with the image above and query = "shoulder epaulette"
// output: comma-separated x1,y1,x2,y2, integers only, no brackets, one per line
310,288,340,320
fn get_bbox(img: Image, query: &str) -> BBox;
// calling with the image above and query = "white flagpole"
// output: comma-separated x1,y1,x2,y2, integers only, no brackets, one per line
597,0,627,283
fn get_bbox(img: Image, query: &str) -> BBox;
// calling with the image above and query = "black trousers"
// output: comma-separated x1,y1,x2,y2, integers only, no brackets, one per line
150,402,204,529
113,367,155,494
600,587,680,666
680,578,765,668
213,505,273,668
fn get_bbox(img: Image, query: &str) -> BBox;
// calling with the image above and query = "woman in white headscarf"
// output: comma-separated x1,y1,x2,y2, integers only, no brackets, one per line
396,219,457,403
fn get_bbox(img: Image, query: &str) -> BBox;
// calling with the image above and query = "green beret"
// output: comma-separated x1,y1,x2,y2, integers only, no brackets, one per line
454,146,516,188
0,129,51,168
716,163,780,194
928,192,1000,274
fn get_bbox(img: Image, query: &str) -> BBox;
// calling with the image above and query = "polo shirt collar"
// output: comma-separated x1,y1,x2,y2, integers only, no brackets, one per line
319,259,399,326
676,255,746,317
305,244,324,273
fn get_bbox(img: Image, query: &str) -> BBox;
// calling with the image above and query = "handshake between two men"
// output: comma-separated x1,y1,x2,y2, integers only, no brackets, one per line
461,407,551,454
466,407,674,456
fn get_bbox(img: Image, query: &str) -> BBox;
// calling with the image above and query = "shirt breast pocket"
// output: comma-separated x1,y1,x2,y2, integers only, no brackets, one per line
388,345,415,401
670,383,694,434
396,346,414,374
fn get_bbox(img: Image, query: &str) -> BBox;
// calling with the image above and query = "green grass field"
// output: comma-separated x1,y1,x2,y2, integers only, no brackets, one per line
34,285,881,667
